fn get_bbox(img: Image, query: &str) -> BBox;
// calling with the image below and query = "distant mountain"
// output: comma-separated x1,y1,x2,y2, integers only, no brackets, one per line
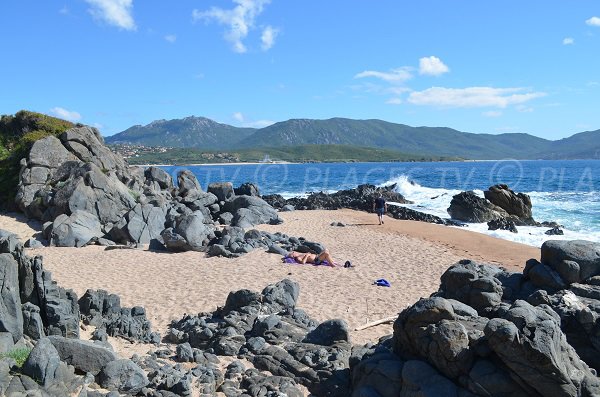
106,116,256,149
539,130,600,160
106,116,600,160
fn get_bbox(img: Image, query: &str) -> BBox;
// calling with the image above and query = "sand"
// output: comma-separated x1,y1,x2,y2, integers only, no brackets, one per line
0,209,539,348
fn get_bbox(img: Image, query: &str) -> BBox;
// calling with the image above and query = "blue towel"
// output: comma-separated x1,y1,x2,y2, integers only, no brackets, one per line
374,279,391,287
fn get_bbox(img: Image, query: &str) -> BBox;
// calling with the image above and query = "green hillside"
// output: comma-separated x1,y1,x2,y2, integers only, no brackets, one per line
123,144,460,165
106,116,256,149
106,116,594,160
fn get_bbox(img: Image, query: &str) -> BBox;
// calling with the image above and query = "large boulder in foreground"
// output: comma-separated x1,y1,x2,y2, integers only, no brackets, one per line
447,191,508,223
541,240,600,284
50,210,102,247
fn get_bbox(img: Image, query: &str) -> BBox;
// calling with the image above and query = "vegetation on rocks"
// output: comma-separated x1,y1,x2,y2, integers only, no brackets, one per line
0,347,31,368
0,110,74,208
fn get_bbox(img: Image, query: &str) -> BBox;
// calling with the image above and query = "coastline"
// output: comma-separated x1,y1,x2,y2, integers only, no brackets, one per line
0,208,537,346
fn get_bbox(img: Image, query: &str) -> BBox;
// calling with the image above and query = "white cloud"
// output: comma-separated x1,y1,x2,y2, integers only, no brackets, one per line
586,16,600,26
408,87,546,108
232,112,273,127
386,98,403,105
165,34,177,43
261,25,278,51
354,67,413,83
563,37,574,45
233,112,245,122
482,110,502,117
85,0,136,31
419,56,449,76
59,6,69,15
50,107,82,121
245,119,275,128
516,105,534,113
193,0,273,53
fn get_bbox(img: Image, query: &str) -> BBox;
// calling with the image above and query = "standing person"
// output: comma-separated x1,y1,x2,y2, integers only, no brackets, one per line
373,193,387,225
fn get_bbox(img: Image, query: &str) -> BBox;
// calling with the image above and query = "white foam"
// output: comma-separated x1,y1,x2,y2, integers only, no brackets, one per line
380,174,600,247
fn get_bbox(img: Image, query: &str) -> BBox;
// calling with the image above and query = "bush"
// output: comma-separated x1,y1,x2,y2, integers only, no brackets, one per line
0,110,74,209
0,347,31,367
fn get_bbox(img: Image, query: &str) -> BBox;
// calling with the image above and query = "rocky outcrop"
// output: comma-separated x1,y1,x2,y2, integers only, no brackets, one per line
484,184,533,221
447,191,509,222
13,125,287,252
166,279,351,396
487,218,518,233
350,240,600,397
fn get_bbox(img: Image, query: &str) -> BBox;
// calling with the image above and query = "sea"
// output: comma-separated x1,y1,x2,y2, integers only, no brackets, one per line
159,160,600,247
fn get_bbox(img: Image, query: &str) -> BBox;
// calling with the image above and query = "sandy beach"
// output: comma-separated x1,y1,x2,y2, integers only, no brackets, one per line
0,208,538,349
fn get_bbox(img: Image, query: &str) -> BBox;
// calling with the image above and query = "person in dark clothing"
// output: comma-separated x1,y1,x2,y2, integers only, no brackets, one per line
373,193,387,225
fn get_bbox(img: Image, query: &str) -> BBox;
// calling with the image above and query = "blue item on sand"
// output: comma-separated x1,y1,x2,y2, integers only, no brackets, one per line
374,279,391,287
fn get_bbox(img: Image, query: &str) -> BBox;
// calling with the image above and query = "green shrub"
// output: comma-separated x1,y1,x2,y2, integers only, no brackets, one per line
0,110,74,209
0,347,31,368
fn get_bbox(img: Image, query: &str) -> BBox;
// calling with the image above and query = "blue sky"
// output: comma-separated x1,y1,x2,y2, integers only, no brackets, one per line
1,0,599,139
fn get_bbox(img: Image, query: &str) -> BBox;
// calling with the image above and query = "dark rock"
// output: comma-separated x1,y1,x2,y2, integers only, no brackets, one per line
485,300,600,396
234,182,260,197
484,184,533,220
145,167,173,190
21,338,62,387
541,240,600,284
218,212,234,225
208,182,235,202
0,253,23,342
98,359,149,394
177,170,202,197
447,191,508,223
401,360,462,397
281,204,295,212
487,218,518,233
226,196,282,229
545,226,564,235
22,302,45,340
175,343,194,362
48,335,117,375
24,238,44,248
304,319,349,346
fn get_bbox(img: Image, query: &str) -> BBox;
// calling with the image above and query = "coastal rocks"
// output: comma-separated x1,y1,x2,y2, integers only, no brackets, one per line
541,240,600,284
163,212,216,252
387,204,463,226
48,335,117,375
208,182,235,202
166,279,350,396
487,218,518,233
447,191,508,223
0,253,24,343
234,182,260,197
79,289,160,343
225,195,283,229
484,184,533,221
283,183,411,211
98,359,149,394
546,226,565,235
21,337,70,388
50,210,103,247
144,166,173,191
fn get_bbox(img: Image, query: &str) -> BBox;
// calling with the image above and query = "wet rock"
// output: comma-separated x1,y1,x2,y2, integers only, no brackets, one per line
447,191,508,223
487,218,518,233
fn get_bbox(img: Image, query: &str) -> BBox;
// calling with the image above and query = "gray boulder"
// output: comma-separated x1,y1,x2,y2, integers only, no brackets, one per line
447,191,508,223
485,300,600,397
172,212,215,251
124,203,166,244
50,210,102,247
227,195,282,229
235,182,260,197
22,303,45,340
98,359,149,394
484,184,533,221
541,240,600,284
177,170,202,196
304,319,350,346
144,166,173,190
0,253,23,343
48,335,117,375
208,182,235,202
21,338,63,387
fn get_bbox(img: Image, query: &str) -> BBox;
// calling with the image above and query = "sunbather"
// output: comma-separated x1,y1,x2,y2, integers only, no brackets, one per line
287,249,337,267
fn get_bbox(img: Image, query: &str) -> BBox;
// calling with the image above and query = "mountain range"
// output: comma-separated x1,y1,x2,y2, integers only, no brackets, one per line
105,116,600,160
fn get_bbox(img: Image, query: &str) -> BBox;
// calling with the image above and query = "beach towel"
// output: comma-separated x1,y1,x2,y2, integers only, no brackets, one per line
282,255,332,266
374,279,391,287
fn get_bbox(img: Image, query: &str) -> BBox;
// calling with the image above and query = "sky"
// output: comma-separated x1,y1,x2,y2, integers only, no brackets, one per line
1,0,599,140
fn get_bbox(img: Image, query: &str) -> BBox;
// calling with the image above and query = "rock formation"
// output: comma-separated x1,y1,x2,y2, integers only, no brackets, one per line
13,126,283,253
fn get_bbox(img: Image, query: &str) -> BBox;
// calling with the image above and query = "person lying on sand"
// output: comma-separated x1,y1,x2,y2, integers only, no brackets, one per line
287,249,337,267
